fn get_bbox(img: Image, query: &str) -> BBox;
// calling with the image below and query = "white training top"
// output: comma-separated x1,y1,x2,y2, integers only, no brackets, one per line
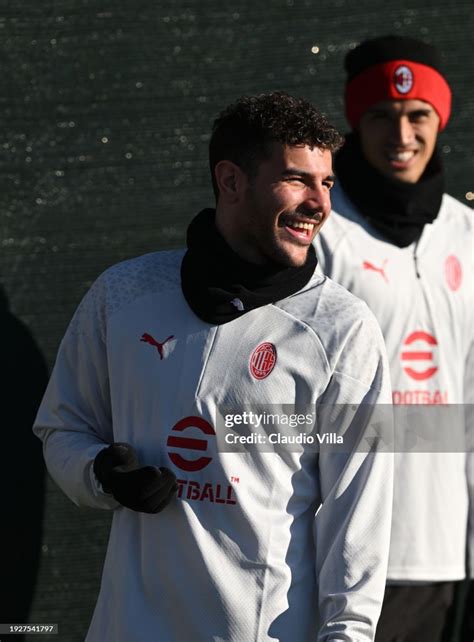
34,250,394,641
315,185,473,582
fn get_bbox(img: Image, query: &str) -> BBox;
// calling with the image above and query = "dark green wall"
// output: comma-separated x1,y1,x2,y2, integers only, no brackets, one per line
1,2,472,639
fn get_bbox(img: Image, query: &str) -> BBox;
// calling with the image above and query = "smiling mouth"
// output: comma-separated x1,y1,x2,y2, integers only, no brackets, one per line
387,150,417,165
281,216,318,241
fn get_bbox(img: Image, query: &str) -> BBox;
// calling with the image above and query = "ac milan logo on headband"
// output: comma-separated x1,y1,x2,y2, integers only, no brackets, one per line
394,65,414,94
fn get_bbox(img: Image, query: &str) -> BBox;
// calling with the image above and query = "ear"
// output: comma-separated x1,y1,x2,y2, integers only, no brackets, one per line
214,160,248,204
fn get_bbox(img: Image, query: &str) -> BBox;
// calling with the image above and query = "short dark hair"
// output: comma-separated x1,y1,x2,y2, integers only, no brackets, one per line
209,91,343,199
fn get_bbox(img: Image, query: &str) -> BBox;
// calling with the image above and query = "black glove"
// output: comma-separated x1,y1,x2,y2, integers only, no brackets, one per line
93,443,178,513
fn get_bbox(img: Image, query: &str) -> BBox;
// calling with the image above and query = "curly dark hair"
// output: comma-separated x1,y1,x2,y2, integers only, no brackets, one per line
209,91,343,199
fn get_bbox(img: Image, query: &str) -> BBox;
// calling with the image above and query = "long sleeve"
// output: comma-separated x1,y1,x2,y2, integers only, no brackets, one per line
465,340,474,578
33,275,118,510
314,313,394,641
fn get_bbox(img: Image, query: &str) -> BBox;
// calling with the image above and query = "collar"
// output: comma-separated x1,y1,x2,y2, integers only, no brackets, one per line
180,208,317,324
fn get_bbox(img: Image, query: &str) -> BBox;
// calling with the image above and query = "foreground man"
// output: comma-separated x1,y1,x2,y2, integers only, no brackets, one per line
314,36,473,641
35,92,394,641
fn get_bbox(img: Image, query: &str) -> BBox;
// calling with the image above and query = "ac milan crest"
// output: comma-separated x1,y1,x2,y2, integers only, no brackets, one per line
393,65,413,94
445,255,462,291
250,342,277,380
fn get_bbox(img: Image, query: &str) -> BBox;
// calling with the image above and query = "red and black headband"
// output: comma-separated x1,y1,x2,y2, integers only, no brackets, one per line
344,36,452,131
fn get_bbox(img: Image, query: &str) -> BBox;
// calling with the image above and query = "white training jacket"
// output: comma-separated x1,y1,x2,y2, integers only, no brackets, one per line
315,184,474,582
34,250,394,642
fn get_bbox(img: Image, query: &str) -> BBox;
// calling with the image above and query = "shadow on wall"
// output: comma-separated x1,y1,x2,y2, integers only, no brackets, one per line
0,287,48,640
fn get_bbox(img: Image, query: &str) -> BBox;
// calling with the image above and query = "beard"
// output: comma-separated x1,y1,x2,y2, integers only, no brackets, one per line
241,190,318,267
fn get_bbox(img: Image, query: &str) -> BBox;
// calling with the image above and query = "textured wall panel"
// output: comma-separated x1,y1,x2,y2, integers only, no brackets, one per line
0,2,471,639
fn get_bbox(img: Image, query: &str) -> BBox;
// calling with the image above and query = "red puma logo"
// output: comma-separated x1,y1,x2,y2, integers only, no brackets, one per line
362,259,388,283
140,333,175,360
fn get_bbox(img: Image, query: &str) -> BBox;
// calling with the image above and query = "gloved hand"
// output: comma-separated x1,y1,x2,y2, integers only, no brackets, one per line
93,443,178,513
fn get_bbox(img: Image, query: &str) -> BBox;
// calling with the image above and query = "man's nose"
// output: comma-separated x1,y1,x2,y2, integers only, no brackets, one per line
391,116,415,146
304,185,330,214
298,188,331,219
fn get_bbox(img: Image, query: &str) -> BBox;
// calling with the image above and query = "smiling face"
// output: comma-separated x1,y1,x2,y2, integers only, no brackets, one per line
216,143,334,267
357,99,440,183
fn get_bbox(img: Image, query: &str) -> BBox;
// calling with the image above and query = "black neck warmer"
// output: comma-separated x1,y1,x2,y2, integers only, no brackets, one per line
181,208,317,325
335,133,444,247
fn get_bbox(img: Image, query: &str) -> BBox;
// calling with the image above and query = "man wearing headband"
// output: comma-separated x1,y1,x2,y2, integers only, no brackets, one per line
314,35,473,641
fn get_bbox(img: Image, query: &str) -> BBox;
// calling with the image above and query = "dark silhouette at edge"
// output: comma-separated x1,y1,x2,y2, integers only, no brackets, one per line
0,287,48,640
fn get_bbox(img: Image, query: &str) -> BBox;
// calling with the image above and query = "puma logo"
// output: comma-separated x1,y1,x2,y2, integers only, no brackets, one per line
140,333,175,360
362,259,388,283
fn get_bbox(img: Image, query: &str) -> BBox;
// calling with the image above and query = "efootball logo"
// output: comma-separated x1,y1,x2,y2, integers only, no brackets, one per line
401,331,438,381
167,417,238,506
166,416,215,472
394,65,413,94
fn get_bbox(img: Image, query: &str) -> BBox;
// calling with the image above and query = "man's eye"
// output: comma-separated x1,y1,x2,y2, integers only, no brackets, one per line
323,182,334,190
410,113,429,123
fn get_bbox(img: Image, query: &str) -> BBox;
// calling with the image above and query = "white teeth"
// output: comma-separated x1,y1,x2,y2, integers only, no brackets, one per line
287,221,315,231
389,151,415,162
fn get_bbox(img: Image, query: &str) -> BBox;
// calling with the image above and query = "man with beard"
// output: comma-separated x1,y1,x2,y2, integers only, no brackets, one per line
314,36,473,641
34,92,394,641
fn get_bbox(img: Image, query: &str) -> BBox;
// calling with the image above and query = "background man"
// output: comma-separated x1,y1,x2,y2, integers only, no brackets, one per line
34,92,394,641
314,36,473,641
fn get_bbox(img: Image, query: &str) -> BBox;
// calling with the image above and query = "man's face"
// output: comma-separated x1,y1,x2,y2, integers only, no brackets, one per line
235,144,334,267
357,99,440,183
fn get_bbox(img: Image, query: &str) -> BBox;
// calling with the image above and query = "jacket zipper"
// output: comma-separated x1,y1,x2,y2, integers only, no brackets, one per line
413,241,421,279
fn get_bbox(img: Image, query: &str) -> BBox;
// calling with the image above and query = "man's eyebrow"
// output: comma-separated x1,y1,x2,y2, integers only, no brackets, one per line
368,107,432,117
409,108,433,115
282,168,336,182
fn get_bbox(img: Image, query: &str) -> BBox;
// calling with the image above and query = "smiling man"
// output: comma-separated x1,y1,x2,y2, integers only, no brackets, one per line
357,98,439,184
34,92,394,641
214,143,334,266
314,37,473,641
